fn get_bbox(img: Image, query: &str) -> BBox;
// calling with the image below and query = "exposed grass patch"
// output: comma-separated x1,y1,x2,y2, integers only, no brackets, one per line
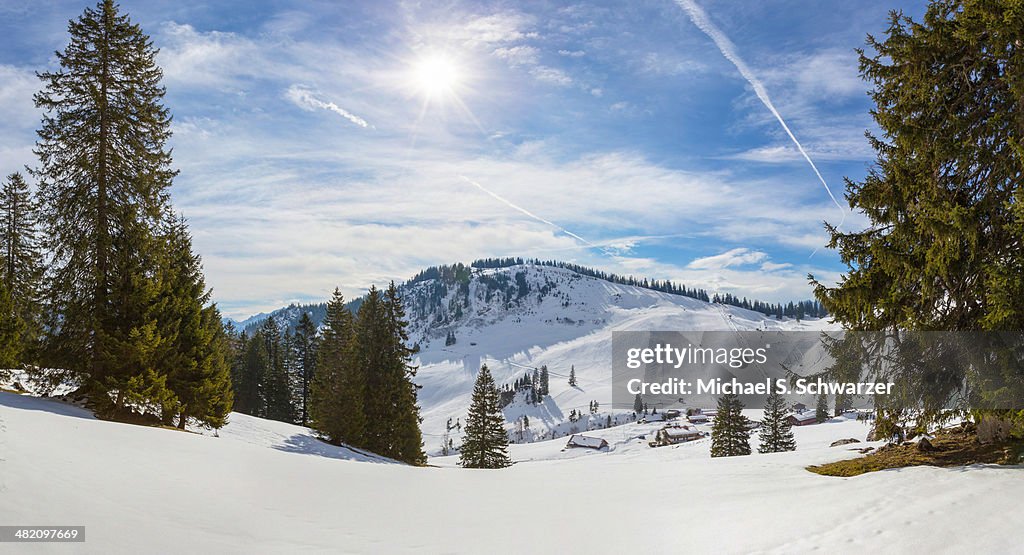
809,428,1024,477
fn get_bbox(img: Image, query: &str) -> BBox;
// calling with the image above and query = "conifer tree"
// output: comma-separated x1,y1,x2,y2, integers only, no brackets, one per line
758,389,796,453
310,289,365,446
382,282,425,465
32,0,177,415
0,172,43,366
812,1,1024,433
710,394,751,457
260,316,293,423
633,393,643,414
568,365,577,387
0,280,23,372
156,217,233,428
235,331,268,417
815,393,830,423
539,365,549,396
460,364,511,469
355,284,425,464
294,312,318,426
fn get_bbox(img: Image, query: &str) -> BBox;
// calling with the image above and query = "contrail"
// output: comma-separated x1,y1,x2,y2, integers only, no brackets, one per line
458,175,613,255
286,85,372,129
675,0,846,232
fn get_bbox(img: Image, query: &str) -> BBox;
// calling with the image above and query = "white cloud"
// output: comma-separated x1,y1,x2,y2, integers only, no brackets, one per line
285,85,371,128
0,65,40,174
492,45,573,87
158,22,259,88
558,49,585,58
492,45,540,66
639,52,705,76
687,248,768,270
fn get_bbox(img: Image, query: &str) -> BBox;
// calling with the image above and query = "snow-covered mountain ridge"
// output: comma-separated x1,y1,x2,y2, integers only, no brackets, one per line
401,263,836,451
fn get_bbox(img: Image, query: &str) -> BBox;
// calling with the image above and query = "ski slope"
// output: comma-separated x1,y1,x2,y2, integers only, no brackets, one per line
1,390,1021,553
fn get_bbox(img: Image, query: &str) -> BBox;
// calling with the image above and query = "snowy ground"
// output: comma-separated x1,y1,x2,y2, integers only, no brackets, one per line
2,390,1021,554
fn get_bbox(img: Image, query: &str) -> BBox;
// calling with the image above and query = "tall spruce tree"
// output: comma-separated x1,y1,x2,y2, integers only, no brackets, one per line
710,394,751,458
310,289,365,446
32,0,177,415
812,1,1024,434
294,312,318,426
260,316,293,422
381,282,425,465
235,331,268,417
157,217,233,428
758,390,796,453
460,364,511,469
1,172,43,366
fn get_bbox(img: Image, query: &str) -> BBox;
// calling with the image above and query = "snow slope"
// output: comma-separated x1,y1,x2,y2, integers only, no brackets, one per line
1,390,1021,554
409,264,836,450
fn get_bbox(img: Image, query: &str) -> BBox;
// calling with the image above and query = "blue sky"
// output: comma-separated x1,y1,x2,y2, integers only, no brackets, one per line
0,0,927,319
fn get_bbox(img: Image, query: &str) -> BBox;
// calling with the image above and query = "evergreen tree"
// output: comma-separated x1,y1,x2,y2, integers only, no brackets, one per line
156,217,233,428
815,393,830,423
32,0,177,416
460,365,511,469
633,393,643,414
260,316,293,422
236,331,268,417
758,390,796,453
381,282,425,465
0,280,24,372
710,394,751,457
311,290,365,446
834,392,852,417
568,365,577,387
355,284,425,465
0,172,43,366
812,1,1024,433
294,312,318,426
539,365,549,396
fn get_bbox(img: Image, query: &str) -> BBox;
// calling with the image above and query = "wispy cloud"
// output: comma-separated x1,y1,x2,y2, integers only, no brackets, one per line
674,0,846,230
687,248,768,270
285,85,371,128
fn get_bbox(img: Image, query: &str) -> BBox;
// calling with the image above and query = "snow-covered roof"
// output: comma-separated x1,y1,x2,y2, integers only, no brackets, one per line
566,435,607,449
788,412,817,422
662,427,701,438
687,413,708,422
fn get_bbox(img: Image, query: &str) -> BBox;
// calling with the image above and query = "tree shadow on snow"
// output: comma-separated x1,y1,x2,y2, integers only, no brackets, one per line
272,433,397,465
0,391,95,420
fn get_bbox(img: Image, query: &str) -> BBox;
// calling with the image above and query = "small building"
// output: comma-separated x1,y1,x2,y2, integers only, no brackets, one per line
651,425,704,447
664,409,682,420
701,408,718,418
687,413,709,424
793,402,808,413
787,412,818,426
565,434,609,450
745,420,761,430
639,413,664,423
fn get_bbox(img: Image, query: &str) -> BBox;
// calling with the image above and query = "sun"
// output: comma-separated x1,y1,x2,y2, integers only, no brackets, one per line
412,54,461,99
